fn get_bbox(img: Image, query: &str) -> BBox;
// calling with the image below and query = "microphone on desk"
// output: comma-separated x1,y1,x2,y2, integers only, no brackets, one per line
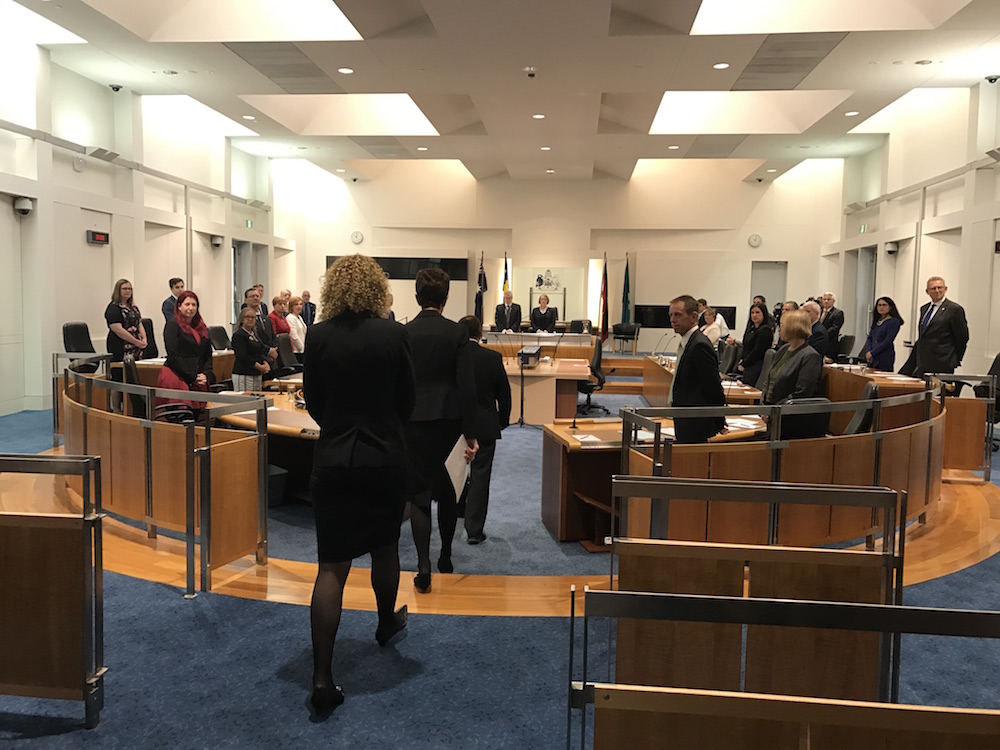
653,331,678,357
550,330,567,362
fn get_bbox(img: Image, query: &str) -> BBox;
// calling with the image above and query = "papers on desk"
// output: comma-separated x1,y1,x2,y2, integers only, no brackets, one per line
726,417,760,430
617,429,657,442
879,375,920,381
231,406,282,417
576,434,604,442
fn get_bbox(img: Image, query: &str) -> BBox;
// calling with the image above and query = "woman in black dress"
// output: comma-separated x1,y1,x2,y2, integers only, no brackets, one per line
303,254,416,716
105,279,147,411
231,307,272,391
530,293,558,332
155,290,213,409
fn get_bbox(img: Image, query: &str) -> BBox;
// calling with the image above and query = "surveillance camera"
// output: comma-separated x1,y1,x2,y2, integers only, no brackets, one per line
13,197,32,216
109,84,123,92
210,235,224,248
352,177,358,182
756,178,763,183
886,241,898,255
527,71,536,79
987,75,1000,84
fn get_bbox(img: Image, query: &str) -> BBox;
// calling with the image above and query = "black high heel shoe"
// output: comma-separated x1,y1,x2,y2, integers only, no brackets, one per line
437,554,454,574
309,685,345,717
413,572,432,594
376,605,408,647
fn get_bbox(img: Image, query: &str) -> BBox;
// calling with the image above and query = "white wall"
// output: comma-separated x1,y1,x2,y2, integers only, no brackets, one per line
0,199,25,413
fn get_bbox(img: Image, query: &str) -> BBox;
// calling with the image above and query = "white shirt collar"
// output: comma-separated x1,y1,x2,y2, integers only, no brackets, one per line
678,326,698,349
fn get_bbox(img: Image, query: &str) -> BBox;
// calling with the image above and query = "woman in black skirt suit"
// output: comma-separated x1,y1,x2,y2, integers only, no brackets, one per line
303,254,416,716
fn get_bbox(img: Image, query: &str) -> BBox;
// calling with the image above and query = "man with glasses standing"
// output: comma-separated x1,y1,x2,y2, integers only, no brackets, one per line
899,276,968,377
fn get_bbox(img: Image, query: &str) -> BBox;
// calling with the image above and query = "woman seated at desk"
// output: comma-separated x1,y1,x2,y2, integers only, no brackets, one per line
699,307,722,347
530,294,558,332
759,309,821,404
156,290,214,409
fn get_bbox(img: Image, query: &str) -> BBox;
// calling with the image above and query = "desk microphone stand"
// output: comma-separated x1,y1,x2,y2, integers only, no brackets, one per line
517,354,527,427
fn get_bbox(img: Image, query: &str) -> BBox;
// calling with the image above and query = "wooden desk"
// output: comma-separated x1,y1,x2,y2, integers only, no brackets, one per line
130,351,235,387
822,365,926,432
505,357,591,425
643,356,762,406
485,332,595,362
541,415,766,543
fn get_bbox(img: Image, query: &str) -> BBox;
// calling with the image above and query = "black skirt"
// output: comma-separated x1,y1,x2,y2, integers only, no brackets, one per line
310,464,407,563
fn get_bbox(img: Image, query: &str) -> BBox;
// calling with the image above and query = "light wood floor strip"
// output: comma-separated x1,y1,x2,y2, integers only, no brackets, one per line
3,466,999,616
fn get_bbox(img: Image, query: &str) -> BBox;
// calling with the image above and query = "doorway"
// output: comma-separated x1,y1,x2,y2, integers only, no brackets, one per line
750,261,787,316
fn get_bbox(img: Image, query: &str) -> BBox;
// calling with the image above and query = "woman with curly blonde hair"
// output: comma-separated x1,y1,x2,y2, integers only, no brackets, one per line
302,254,415,717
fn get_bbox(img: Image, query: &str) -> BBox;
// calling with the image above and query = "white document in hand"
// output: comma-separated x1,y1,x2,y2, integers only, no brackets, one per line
445,435,470,499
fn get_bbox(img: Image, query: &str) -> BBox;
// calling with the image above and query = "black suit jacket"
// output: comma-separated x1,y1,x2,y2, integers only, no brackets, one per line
163,320,214,387
762,344,822,404
302,301,317,326
900,299,969,376
494,303,522,331
254,312,276,349
808,321,829,358
468,342,512,442
304,313,415,468
406,309,478,437
530,307,558,332
671,329,725,443
820,306,844,344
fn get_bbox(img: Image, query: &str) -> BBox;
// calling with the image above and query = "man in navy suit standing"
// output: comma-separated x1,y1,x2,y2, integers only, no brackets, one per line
161,277,184,323
301,290,317,326
900,276,969,377
668,295,726,443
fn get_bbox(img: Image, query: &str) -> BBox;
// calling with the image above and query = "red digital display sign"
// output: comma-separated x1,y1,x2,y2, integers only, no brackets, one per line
86,230,110,244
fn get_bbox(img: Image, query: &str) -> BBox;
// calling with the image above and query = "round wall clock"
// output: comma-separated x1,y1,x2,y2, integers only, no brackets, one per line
350,231,364,244
747,233,762,248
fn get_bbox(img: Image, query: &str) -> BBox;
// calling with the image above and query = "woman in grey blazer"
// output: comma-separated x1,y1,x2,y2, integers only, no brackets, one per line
761,309,822,404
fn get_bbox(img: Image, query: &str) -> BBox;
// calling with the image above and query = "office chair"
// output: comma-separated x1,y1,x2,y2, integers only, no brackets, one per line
141,318,159,359
122,358,193,423
62,321,99,374
842,381,878,435
569,319,592,334
972,352,1000,451
275,334,303,377
611,322,641,355
834,334,855,363
577,340,611,415
754,349,777,390
779,397,832,440
208,325,232,351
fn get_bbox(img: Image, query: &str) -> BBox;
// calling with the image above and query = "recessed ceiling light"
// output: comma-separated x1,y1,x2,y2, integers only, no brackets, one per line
713,62,729,70
416,146,428,151
546,169,555,174
915,59,933,65
162,70,178,75
337,67,354,74
844,111,859,117
298,146,308,150
335,169,346,173
668,145,680,150
540,146,551,151
242,115,256,121
532,114,545,120
766,168,777,173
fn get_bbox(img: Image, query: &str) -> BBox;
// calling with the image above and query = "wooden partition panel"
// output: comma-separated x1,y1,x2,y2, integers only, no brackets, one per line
706,446,771,544
943,398,987,470
928,412,945,506
84,410,113,511
745,558,884,700
106,413,147,520
63,395,84,457
616,545,743,690
829,436,877,540
666,450,711,540
150,423,201,532
208,436,260,569
0,516,85,700
591,686,1000,750
777,439,836,546
878,429,911,520
906,422,931,515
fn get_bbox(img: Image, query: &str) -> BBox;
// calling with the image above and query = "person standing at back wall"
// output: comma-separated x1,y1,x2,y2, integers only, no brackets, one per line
899,276,969,377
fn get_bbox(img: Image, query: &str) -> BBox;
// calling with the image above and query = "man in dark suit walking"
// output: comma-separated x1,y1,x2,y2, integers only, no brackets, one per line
457,315,512,545
900,276,969,377
668,295,726,443
494,290,522,332
819,292,845,353
405,268,478,593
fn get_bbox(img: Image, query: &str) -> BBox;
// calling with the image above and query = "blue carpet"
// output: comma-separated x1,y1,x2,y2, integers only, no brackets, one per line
0,410,54,455
0,571,591,749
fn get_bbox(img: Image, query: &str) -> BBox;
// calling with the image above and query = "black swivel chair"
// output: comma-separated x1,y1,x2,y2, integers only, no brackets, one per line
754,349,777,390
779,397,832,440
577,341,612,415
834,334,856,363
842,381,878,435
569,319,592,334
274,334,303,377
208,325,232,351
62,322,99,374
972,353,1000,451
140,318,159,359
122,358,193,423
